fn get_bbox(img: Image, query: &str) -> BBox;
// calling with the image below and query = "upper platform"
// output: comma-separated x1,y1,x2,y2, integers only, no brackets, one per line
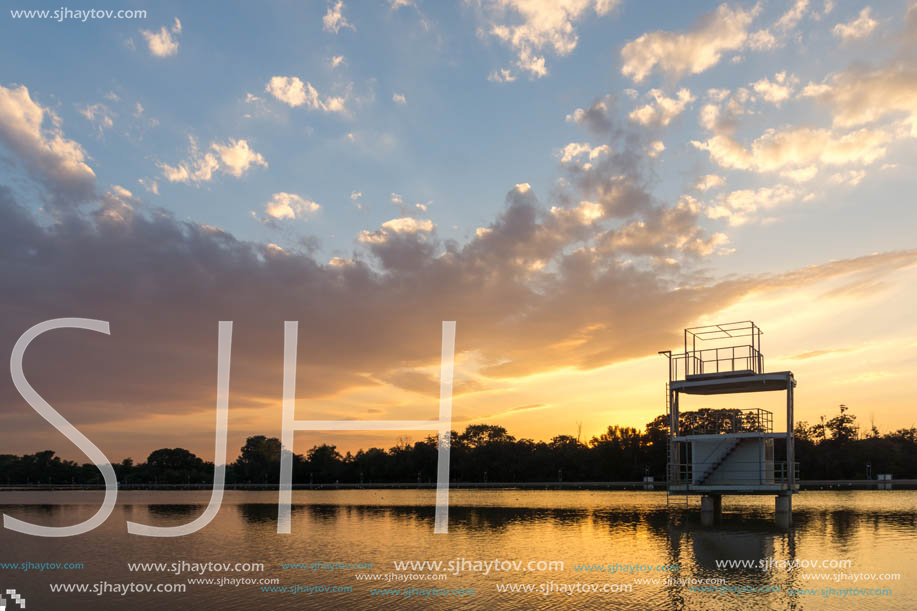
660,321,794,393
672,371,795,395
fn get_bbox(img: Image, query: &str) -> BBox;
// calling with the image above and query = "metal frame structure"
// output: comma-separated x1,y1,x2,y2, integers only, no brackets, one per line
660,322,798,512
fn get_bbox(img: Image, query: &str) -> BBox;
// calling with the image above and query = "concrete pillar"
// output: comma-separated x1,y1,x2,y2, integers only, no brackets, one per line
775,494,792,513
701,494,722,514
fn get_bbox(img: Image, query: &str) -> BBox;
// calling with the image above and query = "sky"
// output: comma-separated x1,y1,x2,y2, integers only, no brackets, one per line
1,0,916,463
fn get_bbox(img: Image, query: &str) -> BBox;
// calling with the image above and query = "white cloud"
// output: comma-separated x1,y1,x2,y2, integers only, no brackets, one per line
557,142,609,164
751,71,797,105
0,84,95,201
695,174,725,191
488,68,518,83
350,190,362,200
628,88,695,126
78,103,114,135
706,184,801,225
748,0,811,51
159,137,267,184
390,192,403,205
360,216,435,242
381,217,434,233
832,7,877,42
780,165,818,182
828,169,866,186
264,192,321,220
330,55,345,68
620,3,755,83
775,0,809,31
110,184,134,200
140,17,182,57
323,0,355,33
698,87,754,133
647,140,665,158
392,92,406,105
211,139,268,177
265,76,348,115
550,200,604,224
480,0,617,79
693,126,890,173
802,64,917,136
138,177,159,195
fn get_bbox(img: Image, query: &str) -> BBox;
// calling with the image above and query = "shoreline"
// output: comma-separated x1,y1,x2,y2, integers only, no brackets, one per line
1,480,914,492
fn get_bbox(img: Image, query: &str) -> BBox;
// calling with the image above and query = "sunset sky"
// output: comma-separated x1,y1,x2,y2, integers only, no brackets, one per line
1,0,916,463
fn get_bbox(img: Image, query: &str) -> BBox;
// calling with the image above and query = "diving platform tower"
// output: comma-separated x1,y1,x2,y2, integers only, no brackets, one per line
659,322,798,516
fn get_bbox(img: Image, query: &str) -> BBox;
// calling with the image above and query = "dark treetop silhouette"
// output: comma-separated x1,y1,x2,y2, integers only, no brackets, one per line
2,406,914,486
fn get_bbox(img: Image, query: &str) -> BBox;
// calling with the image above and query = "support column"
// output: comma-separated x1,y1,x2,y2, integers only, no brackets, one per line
775,494,792,513
701,494,722,514
787,378,795,491
669,390,679,484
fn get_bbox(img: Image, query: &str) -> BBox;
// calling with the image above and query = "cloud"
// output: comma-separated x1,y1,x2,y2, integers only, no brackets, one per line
78,103,115,135
264,192,321,220
265,76,348,114
832,7,877,42
158,137,267,184
392,92,406,105
109,184,132,199
597,195,730,257
488,68,518,83
620,3,756,83
749,0,811,51
705,184,802,226
780,165,818,182
828,169,866,187
1,174,915,453
698,87,754,133
211,139,267,177
751,71,797,105
382,217,434,233
557,142,609,165
323,0,355,33
140,17,182,57
0,83,96,203
138,177,159,195
565,95,614,136
330,55,345,68
695,174,725,191
801,63,917,136
628,88,695,126
692,126,890,173
478,0,617,79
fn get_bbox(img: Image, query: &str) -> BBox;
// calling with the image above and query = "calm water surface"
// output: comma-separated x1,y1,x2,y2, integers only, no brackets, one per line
1,490,914,610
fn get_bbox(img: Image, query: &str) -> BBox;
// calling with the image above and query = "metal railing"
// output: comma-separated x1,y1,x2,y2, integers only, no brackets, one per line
669,344,763,380
667,461,799,485
679,408,773,435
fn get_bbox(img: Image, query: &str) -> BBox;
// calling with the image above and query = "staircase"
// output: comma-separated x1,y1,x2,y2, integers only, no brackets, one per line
696,439,741,484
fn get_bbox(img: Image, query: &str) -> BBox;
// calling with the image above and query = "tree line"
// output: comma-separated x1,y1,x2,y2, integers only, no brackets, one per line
1,406,914,485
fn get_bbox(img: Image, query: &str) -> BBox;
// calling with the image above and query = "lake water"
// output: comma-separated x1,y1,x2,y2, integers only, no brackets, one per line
1,490,914,609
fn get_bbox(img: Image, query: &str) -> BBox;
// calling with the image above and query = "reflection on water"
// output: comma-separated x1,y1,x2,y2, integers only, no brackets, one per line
1,490,914,610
